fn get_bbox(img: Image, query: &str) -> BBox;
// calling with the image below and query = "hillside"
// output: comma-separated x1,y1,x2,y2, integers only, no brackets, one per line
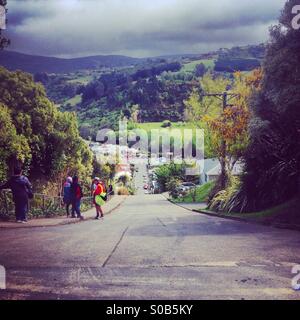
0,51,144,74
0,44,266,141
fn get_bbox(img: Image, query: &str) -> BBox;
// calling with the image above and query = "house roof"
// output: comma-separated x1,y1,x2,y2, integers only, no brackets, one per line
206,161,244,176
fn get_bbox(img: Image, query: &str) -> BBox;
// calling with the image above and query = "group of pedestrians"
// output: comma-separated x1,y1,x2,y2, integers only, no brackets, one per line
62,176,84,220
62,176,109,220
0,166,112,223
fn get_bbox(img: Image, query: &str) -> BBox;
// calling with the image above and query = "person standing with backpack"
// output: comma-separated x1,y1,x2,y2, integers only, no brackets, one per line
63,177,73,217
70,176,84,220
0,166,33,223
93,178,106,220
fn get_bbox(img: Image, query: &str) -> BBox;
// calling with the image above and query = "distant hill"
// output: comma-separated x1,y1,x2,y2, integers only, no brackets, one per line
0,44,266,74
0,51,144,74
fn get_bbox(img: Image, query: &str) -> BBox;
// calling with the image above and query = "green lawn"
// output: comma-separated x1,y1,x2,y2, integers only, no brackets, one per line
67,75,94,85
65,94,82,106
135,122,202,145
136,122,199,133
174,182,215,204
134,121,215,158
181,59,216,73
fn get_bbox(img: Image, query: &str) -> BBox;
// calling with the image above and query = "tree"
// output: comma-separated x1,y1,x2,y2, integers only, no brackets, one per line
185,73,231,121
93,157,114,185
194,63,207,78
185,71,259,195
0,67,93,193
228,0,300,212
154,163,186,192
0,104,31,180
184,72,231,161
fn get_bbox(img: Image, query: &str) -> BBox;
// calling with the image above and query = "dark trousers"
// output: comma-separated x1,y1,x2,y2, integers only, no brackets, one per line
65,202,72,216
71,199,81,217
15,200,28,221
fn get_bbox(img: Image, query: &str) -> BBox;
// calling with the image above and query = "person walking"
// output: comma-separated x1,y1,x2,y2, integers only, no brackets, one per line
93,178,106,220
0,166,33,223
63,177,73,217
70,176,84,220
108,184,114,198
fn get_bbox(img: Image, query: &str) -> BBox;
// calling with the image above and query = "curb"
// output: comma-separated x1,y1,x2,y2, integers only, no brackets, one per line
193,209,300,232
0,196,128,229
161,192,207,212
163,193,300,232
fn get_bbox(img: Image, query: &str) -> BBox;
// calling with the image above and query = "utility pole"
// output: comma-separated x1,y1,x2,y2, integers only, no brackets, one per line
201,90,239,189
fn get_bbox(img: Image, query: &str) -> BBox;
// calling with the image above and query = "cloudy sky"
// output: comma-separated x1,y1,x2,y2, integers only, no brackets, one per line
5,0,286,58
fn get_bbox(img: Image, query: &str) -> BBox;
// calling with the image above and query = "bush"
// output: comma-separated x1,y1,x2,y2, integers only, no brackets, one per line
166,177,182,198
116,187,130,195
154,163,185,192
161,120,172,128
227,1,300,212
215,58,261,72
208,177,241,212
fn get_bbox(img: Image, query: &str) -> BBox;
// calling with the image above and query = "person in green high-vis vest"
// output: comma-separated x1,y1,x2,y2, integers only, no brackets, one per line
93,178,106,220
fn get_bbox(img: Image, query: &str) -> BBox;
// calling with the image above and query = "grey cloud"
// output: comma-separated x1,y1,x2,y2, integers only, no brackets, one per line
4,0,286,57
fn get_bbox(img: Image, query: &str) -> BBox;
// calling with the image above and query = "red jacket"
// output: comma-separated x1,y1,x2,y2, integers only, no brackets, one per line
94,184,104,196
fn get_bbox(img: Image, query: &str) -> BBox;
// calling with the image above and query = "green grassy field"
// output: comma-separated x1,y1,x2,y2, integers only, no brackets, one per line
136,122,198,132
181,59,216,73
65,94,82,106
67,75,94,85
135,121,214,158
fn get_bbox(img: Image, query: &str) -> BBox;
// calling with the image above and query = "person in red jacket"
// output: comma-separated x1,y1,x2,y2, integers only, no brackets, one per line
93,177,105,220
70,176,84,219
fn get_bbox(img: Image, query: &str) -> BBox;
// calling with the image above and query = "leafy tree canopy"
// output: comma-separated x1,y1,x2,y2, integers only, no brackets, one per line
0,67,93,186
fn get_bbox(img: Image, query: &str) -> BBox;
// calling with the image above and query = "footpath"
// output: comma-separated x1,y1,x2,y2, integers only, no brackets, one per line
0,196,127,229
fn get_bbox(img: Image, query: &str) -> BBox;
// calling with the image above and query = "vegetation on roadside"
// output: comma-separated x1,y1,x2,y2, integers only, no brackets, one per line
173,181,215,203
154,162,199,193
223,0,300,213
0,67,94,198
199,197,300,228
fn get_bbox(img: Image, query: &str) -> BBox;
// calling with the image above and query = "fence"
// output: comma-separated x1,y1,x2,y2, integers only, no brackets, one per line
0,190,94,220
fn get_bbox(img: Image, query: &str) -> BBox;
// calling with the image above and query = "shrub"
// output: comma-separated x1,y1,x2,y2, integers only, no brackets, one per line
161,120,172,128
208,177,241,212
116,187,130,196
166,177,182,198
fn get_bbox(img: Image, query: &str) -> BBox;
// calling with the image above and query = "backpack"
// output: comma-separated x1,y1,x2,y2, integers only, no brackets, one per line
95,193,107,206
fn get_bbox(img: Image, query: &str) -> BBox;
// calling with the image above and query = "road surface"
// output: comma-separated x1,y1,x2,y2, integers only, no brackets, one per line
0,168,299,299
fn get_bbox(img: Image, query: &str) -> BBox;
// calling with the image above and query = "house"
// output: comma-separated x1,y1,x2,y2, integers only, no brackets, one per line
206,161,244,183
198,158,220,185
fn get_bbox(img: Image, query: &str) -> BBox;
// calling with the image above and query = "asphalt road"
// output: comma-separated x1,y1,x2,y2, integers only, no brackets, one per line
0,169,299,299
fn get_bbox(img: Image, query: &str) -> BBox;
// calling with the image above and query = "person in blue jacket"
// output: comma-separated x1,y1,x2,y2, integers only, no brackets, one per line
63,177,73,217
70,176,84,219
0,166,33,223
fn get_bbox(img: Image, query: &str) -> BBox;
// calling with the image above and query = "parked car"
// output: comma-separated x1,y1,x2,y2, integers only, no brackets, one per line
176,182,196,193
